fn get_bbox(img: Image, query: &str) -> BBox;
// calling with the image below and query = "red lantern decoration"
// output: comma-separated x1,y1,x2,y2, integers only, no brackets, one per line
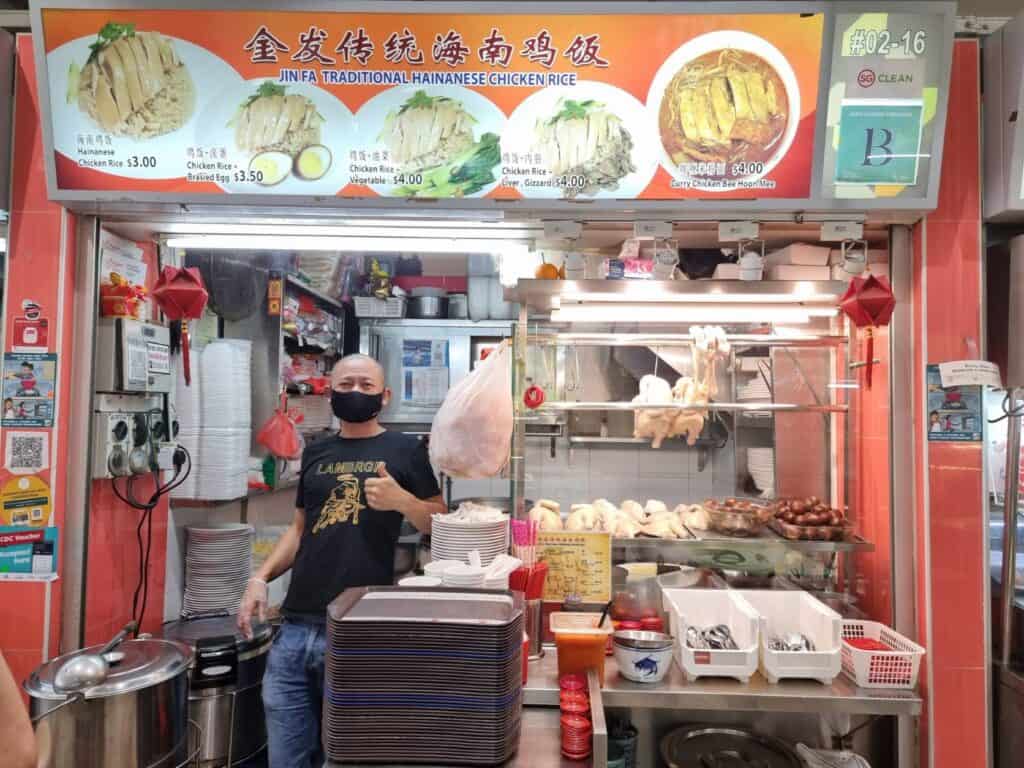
839,273,895,387
151,266,209,385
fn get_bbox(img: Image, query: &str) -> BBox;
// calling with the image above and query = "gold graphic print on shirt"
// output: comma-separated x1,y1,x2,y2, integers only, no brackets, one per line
312,474,366,533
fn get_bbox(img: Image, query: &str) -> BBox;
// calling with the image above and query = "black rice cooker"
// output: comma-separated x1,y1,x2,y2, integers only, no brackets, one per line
161,616,274,768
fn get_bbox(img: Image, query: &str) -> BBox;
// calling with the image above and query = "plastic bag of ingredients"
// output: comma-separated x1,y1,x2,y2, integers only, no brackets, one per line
430,341,512,478
256,395,305,459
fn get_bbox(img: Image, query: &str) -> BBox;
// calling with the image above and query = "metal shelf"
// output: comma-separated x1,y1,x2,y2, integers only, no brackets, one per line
527,332,847,348
507,279,848,313
611,529,874,554
523,651,921,717
286,274,345,313
533,401,847,414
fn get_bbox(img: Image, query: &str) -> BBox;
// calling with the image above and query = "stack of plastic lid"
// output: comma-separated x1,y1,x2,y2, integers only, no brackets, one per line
559,673,592,761
196,341,252,500
182,523,252,617
325,586,524,765
171,349,201,500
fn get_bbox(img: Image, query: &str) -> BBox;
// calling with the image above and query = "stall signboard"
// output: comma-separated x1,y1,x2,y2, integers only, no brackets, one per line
822,11,952,202
35,7,824,203
538,531,611,603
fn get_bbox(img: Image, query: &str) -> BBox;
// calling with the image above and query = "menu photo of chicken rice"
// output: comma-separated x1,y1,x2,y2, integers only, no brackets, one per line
354,85,504,198
47,21,239,178
647,30,800,190
501,81,658,199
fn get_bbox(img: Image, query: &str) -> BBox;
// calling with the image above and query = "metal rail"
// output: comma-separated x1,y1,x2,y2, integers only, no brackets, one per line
1002,388,1022,668
533,401,848,414
526,332,848,348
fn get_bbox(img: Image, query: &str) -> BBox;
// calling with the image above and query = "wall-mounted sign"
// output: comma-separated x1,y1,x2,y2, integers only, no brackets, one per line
37,8,823,202
1,353,57,428
835,99,924,185
822,11,950,202
538,531,611,603
927,364,982,442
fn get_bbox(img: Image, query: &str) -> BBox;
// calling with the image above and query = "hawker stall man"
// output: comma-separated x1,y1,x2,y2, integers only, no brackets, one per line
238,354,444,768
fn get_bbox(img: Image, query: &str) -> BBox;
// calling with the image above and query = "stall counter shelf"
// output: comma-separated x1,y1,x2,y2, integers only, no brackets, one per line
523,649,921,717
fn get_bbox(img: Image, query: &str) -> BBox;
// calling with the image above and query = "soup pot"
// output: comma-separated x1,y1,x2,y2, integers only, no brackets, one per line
26,628,194,768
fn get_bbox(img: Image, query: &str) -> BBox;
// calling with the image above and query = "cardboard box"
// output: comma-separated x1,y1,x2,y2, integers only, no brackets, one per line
828,248,889,265
712,263,742,280
765,243,832,267
0,525,58,576
765,264,832,281
831,263,890,280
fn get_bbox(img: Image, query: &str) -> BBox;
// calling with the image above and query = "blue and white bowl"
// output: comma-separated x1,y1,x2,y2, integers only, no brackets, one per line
613,640,673,684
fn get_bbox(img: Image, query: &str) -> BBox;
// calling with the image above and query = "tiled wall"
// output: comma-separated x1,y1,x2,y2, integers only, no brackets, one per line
449,437,735,509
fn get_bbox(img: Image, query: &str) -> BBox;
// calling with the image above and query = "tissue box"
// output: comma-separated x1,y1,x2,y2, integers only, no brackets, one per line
765,244,832,267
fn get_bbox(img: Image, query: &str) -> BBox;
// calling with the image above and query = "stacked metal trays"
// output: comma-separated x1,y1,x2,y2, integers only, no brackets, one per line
325,586,524,766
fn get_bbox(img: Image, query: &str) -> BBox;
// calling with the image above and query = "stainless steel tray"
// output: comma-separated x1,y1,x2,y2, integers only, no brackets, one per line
328,586,524,626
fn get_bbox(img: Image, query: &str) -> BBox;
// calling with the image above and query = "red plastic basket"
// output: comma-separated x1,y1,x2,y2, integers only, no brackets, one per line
840,620,925,690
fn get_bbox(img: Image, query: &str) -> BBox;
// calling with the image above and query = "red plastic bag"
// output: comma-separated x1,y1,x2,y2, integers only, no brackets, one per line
256,395,305,459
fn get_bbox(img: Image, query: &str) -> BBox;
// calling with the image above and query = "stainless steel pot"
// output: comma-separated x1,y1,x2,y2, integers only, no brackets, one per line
161,616,273,767
407,295,449,319
26,636,193,768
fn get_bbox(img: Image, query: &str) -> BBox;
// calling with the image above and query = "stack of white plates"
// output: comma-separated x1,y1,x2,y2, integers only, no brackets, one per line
183,523,253,617
201,341,252,429
430,516,509,567
747,448,775,494
441,562,486,588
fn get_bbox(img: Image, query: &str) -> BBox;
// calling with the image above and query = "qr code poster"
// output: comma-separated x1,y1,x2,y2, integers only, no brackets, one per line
4,431,49,475
2,353,57,428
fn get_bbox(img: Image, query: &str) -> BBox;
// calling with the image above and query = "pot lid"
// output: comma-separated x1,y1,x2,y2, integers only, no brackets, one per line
160,615,271,650
25,639,193,701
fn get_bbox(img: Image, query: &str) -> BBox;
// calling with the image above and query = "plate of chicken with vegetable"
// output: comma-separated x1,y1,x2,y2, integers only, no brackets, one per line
354,85,505,198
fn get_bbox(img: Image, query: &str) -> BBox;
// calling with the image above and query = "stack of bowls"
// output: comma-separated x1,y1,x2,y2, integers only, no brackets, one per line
612,630,674,684
441,562,486,588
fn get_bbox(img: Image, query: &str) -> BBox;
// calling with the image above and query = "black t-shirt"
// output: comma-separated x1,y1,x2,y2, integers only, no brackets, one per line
282,431,440,621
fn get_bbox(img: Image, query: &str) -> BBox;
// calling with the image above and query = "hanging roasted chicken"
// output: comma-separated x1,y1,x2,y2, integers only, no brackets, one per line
659,48,789,168
634,326,731,448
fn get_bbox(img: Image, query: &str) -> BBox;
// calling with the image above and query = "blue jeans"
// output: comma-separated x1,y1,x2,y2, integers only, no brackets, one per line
262,620,326,768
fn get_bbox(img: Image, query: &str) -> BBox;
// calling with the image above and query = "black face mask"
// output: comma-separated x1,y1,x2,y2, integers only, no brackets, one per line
331,390,384,423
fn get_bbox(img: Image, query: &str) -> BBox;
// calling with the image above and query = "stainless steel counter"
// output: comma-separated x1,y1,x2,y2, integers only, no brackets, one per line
323,706,585,768
524,649,922,717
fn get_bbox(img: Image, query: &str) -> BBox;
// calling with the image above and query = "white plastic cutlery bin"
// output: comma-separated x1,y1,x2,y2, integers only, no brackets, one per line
737,590,842,685
662,588,759,683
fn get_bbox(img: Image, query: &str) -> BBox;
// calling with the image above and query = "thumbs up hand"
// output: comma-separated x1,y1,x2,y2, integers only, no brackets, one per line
364,463,411,512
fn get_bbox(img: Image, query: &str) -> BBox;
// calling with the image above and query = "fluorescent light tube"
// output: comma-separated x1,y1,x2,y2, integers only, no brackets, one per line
165,235,532,253
550,304,821,324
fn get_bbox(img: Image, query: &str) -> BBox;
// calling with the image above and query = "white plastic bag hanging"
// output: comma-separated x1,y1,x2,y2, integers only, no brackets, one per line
429,341,512,478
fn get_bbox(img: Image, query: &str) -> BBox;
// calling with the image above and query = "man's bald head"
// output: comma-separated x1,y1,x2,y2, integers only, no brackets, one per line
331,354,387,393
